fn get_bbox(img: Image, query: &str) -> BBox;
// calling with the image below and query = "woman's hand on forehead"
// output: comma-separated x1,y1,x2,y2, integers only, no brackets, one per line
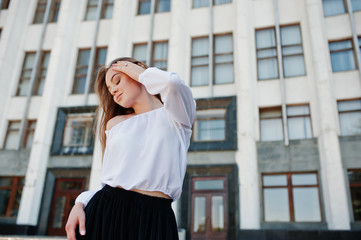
110,61,146,82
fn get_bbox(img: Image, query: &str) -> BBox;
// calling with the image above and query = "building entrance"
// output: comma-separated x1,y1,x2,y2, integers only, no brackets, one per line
191,177,227,240
47,178,85,236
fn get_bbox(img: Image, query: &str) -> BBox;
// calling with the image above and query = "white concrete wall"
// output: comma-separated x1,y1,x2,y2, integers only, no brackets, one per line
0,0,359,231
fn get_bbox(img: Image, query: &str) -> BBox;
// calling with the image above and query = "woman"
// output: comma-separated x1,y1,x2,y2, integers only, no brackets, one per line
65,57,196,240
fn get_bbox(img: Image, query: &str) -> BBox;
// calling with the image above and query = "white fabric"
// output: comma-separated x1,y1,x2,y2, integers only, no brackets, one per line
75,67,196,207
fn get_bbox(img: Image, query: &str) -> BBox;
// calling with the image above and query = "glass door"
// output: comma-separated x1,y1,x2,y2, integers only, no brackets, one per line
191,177,227,240
48,178,85,236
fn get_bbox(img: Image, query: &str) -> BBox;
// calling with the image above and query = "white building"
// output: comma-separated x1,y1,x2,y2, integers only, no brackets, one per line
0,0,360,239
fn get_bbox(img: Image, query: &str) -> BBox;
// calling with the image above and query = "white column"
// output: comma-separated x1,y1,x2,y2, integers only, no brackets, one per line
0,0,34,146
306,0,350,230
167,0,188,78
17,0,83,225
234,0,260,229
106,0,137,61
167,0,189,222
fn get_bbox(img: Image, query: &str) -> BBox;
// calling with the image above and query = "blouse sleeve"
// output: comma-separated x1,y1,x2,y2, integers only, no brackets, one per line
139,67,196,128
75,184,104,208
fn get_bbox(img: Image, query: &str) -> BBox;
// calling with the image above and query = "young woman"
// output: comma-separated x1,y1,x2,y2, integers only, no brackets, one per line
65,57,196,240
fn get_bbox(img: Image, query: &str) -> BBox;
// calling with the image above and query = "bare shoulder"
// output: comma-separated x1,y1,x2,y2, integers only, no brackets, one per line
106,114,135,131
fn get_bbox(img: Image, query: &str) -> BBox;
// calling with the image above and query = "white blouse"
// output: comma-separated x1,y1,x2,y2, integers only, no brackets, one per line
75,67,196,207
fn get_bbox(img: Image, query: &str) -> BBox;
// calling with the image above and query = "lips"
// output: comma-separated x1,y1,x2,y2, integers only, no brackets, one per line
116,93,123,101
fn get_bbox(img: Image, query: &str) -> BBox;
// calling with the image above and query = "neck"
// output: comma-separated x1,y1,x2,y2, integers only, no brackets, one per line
132,88,163,115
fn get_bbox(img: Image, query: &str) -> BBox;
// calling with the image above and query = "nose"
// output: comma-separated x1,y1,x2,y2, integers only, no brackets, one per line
110,86,118,95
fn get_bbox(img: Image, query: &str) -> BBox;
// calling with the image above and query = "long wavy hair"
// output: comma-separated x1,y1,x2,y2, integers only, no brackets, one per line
94,57,150,157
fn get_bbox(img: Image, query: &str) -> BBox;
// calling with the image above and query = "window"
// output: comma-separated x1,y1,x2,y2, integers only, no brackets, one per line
338,99,361,136
280,25,306,77
191,37,209,86
3,121,20,150
17,53,36,96
102,0,113,19
73,48,107,94
329,40,356,72
189,97,237,151
352,0,361,12
16,51,50,96
193,0,231,8
51,106,96,155
256,25,305,80
193,109,226,142
137,0,170,15
256,28,278,80
322,0,361,16
322,0,346,16
3,120,37,150
85,0,113,20
1,0,10,9
33,0,61,24
348,170,361,221
63,114,94,147
214,34,234,84
262,172,321,222
260,107,283,141
0,177,24,218
152,41,168,70
23,120,37,149
132,42,168,69
191,34,234,86
287,105,312,140
33,51,50,95
133,43,147,65
191,177,227,239
90,48,107,93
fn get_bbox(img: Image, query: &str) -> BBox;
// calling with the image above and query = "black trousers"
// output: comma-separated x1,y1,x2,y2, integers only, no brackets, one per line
76,185,179,240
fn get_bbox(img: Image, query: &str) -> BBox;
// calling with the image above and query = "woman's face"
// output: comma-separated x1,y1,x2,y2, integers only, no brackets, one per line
105,68,142,108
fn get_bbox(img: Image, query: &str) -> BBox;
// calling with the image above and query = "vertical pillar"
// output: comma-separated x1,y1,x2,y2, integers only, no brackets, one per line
167,0,189,222
306,0,350,230
17,0,83,225
235,0,260,229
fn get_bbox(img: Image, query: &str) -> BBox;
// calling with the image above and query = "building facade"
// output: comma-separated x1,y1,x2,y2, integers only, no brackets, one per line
0,0,361,239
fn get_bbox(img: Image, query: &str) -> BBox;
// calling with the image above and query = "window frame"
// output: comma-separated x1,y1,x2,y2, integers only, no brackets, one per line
151,41,169,71
16,52,36,96
72,48,90,94
329,38,357,72
191,36,210,87
3,121,21,150
280,24,306,78
259,106,284,142
62,114,94,148
22,120,37,149
189,96,237,151
101,0,114,19
137,0,171,15
193,108,227,142
33,0,61,24
255,27,279,80
213,33,234,85
1,0,10,9
262,172,322,223
33,51,51,96
337,98,361,136
0,176,24,218
192,0,232,8
286,104,313,140
347,169,361,222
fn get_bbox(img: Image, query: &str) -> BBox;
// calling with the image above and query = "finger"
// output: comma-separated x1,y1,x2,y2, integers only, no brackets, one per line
66,225,76,240
78,216,86,236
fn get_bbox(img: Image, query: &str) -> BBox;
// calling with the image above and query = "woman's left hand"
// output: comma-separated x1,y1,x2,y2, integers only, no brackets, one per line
110,61,146,82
